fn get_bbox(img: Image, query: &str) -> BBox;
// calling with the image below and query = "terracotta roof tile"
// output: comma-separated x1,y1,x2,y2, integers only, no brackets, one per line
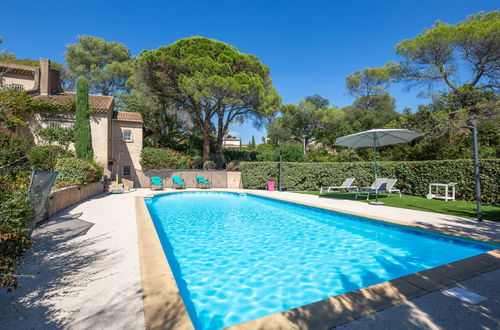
112,111,143,122
32,92,114,112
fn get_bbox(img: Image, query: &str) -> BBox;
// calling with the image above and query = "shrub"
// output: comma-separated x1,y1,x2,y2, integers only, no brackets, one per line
55,157,102,185
140,147,192,170
28,145,72,171
222,149,260,162
191,156,204,169
240,159,500,204
203,160,215,170
227,160,241,171
0,133,33,291
35,127,75,150
223,143,305,163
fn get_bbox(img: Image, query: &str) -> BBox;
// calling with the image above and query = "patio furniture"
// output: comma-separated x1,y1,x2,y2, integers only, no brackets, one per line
335,128,420,205
150,176,163,190
320,178,357,193
385,178,402,197
196,176,212,189
172,175,186,189
427,182,457,201
355,178,388,200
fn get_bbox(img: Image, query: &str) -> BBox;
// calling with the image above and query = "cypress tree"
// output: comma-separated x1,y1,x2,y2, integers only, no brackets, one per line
75,76,93,160
251,135,256,149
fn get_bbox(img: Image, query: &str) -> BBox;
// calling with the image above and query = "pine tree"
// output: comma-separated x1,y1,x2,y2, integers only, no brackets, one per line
75,76,93,160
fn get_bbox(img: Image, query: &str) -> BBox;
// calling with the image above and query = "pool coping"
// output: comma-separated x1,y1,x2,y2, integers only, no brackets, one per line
135,191,500,330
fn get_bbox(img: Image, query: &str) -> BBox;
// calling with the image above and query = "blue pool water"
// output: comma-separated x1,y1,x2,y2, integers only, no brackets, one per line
145,192,495,330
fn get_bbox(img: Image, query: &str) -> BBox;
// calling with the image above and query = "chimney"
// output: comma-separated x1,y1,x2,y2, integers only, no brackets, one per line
39,58,50,95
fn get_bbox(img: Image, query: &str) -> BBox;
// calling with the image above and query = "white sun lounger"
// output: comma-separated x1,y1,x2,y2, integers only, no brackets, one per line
320,178,357,193
355,178,388,200
356,178,402,200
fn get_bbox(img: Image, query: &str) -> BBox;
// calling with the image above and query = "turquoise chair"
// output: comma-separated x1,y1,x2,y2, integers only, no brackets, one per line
150,176,163,190
172,175,186,189
196,176,212,189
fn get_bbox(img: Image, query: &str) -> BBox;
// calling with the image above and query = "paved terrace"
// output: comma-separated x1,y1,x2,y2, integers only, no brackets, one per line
0,188,498,329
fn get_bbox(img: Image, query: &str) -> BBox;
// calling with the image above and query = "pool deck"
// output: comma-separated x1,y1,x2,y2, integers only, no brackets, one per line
1,188,499,329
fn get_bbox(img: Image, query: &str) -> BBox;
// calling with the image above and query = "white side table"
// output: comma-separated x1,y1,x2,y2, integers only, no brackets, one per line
427,183,457,201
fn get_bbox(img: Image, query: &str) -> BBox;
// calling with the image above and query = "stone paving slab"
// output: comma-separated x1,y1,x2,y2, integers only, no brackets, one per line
337,268,500,330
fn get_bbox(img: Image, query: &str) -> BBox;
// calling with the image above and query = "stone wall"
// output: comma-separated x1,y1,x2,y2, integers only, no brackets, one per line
48,181,104,218
139,170,242,189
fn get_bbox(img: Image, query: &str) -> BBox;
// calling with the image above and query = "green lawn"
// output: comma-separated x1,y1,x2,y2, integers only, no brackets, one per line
299,191,500,221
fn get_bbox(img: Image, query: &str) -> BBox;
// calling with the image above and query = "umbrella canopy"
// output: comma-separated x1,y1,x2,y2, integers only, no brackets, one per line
334,129,420,204
335,129,421,148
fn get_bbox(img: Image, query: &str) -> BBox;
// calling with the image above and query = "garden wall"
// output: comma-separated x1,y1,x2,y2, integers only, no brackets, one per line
48,181,104,218
240,159,500,204
139,170,242,189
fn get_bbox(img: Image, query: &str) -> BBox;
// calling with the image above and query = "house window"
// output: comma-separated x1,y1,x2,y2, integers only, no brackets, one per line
123,166,131,177
123,130,133,142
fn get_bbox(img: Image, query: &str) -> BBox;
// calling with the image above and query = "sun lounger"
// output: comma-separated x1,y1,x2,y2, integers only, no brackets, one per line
320,178,357,193
196,176,212,189
150,176,163,190
172,175,186,189
355,178,388,200
385,178,402,197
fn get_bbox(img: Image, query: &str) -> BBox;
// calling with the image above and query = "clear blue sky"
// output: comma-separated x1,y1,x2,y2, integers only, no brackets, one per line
2,0,498,143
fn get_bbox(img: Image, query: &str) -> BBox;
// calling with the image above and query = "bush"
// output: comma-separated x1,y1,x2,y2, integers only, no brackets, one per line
28,145,72,171
227,160,241,171
203,160,215,170
222,149,260,162
223,143,305,163
55,157,103,185
0,133,33,291
240,159,500,204
191,156,204,169
140,147,192,170
35,127,75,149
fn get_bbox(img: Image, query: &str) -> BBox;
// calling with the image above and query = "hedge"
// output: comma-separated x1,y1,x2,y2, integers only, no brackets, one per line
55,158,103,185
240,159,500,205
140,147,192,170
223,143,305,162
28,145,72,171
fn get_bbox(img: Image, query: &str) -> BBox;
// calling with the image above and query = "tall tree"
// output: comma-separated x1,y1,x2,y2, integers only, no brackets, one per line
304,94,329,109
65,35,133,95
395,11,499,94
74,76,93,160
135,37,281,164
250,135,256,148
119,90,193,150
345,66,393,110
267,100,330,150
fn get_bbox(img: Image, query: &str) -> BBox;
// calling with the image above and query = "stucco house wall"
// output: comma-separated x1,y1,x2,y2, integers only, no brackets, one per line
90,113,110,169
1,73,36,90
1,58,143,183
111,118,143,186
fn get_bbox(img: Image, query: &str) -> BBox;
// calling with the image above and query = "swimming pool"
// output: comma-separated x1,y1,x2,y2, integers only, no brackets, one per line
144,192,495,330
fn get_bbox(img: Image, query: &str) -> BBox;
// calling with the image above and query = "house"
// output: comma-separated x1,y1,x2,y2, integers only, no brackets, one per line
223,137,248,148
0,58,144,187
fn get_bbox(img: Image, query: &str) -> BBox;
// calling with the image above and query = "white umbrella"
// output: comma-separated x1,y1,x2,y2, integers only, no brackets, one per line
334,129,420,204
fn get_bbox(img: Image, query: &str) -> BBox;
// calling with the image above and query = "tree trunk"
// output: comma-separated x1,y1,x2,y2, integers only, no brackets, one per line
214,117,225,169
202,124,211,163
